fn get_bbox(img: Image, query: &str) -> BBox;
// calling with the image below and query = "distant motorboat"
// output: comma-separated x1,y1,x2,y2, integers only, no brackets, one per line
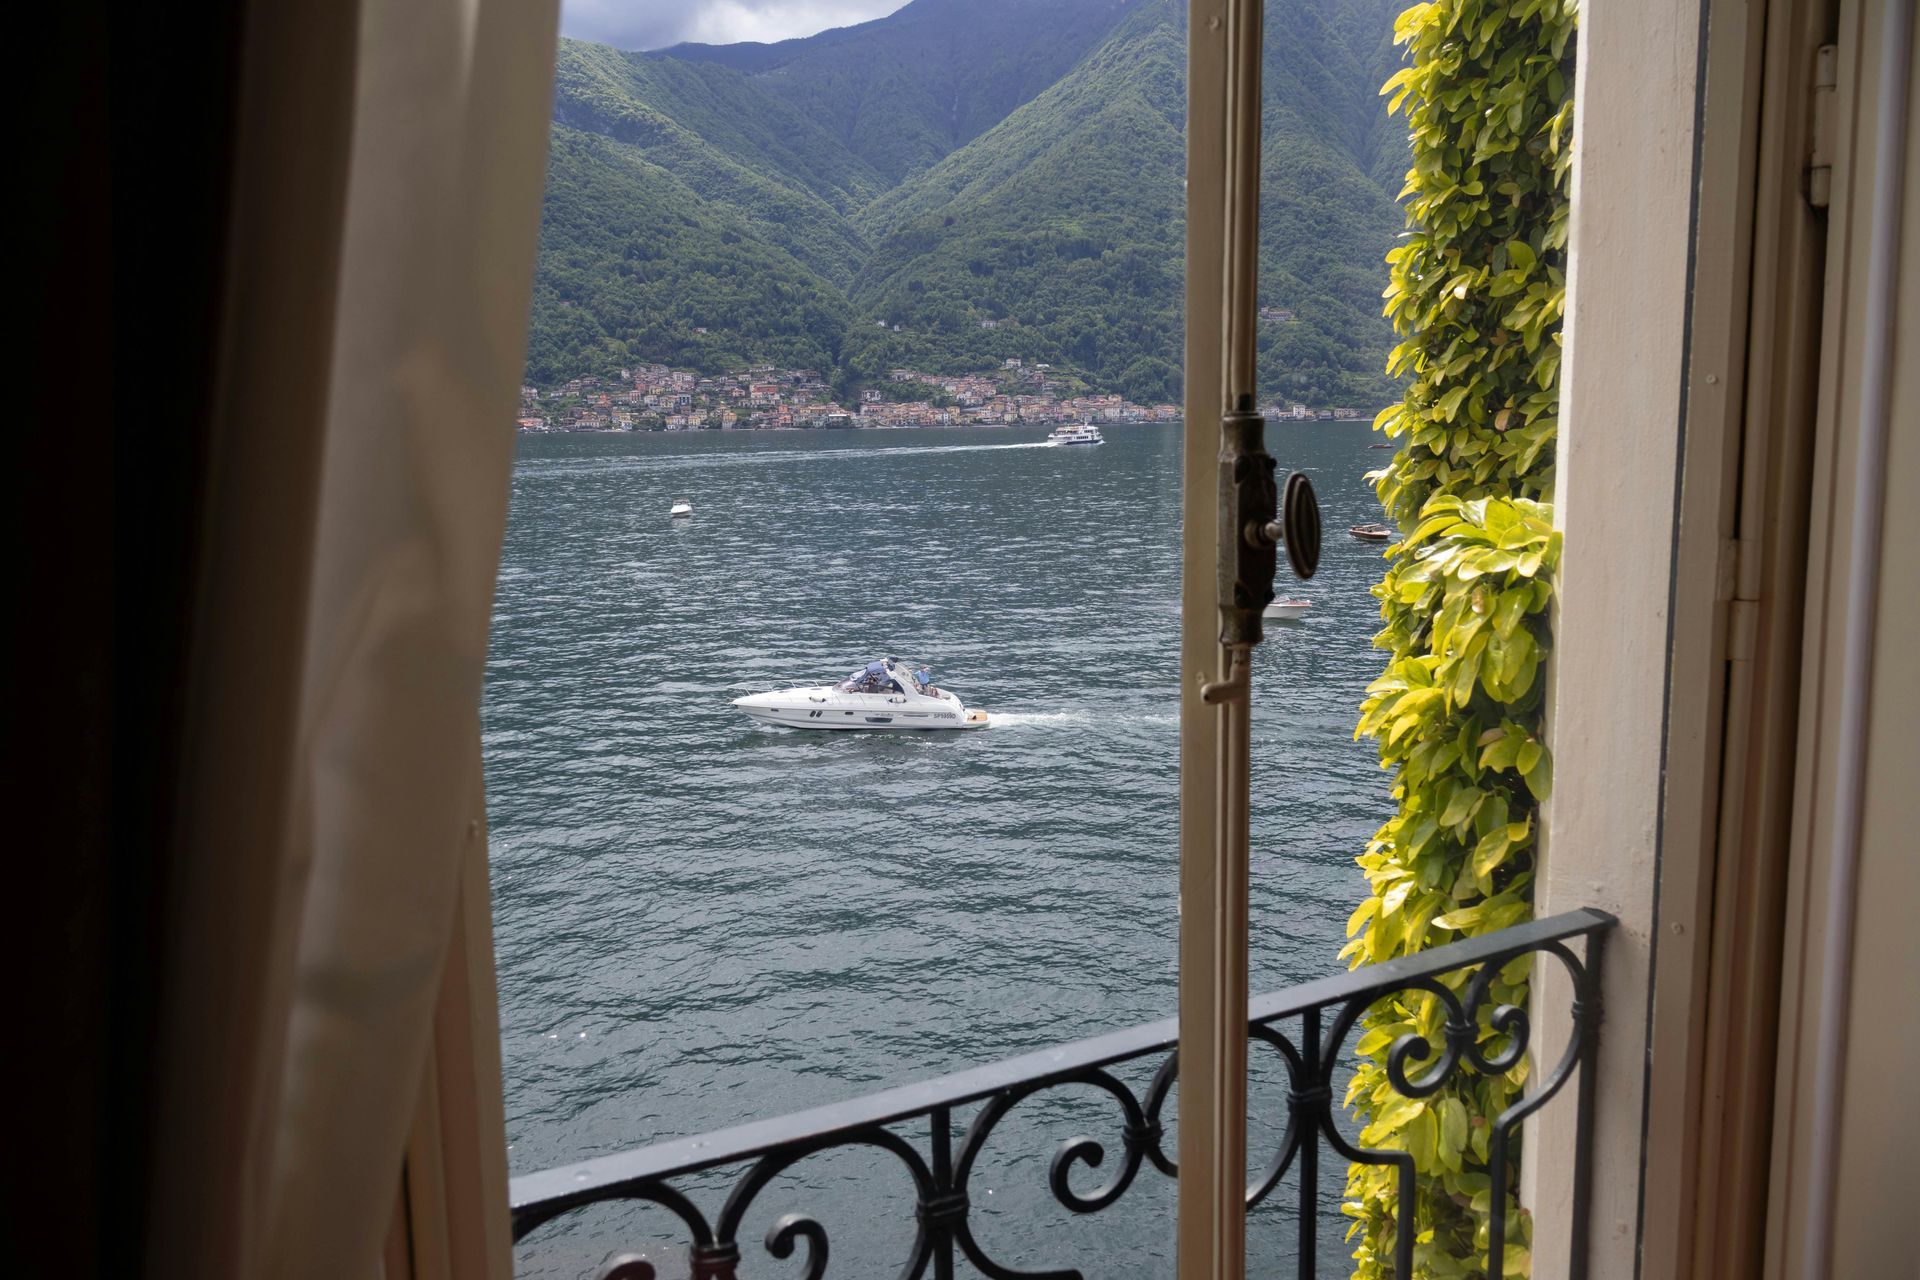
1349,523,1391,542
731,658,989,731
1368,443,1394,449
1265,598,1312,622
669,497,693,517
1047,422,1105,446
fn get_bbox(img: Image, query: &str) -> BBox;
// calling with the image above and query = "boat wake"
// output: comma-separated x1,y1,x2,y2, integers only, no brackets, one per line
526,439,1064,478
984,710,1094,728
786,440,1062,462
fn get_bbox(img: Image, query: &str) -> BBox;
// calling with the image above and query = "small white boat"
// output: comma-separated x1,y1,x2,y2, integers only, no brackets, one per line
1265,598,1312,622
732,659,989,731
1350,522,1391,542
670,497,694,517
1047,422,1105,446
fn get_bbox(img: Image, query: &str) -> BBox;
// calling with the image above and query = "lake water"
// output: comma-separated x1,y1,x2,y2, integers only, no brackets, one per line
487,422,1393,1277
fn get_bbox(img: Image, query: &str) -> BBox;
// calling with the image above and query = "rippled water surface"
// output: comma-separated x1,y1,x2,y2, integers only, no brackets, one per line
488,423,1392,1276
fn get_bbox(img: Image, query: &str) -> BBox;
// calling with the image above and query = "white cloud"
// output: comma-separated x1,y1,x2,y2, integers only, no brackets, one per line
561,0,910,51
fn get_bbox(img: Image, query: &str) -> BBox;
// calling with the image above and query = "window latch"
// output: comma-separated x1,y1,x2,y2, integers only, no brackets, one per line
1203,403,1320,703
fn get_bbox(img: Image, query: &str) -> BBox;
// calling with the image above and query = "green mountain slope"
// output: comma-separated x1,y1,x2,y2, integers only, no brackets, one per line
848,0,1403,404
549,40,875,280
1254,0,1408,403
845,1,1187,402
525,0,1409,406
524,126,855,384
660,0,1138,184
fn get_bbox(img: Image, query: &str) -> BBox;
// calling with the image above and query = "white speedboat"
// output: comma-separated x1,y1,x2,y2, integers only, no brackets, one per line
732,659,989,731
670,497,694,517
1047,422,1104,446
1265,598,1312,622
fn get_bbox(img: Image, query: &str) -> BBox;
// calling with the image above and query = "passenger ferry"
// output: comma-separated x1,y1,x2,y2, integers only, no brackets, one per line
1046,422,1105,446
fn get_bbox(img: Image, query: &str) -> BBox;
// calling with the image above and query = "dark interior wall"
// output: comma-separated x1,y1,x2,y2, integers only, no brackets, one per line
17,3,241,1270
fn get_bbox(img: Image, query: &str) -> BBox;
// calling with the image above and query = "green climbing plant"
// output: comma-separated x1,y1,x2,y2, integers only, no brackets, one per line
1343,1,1576,1276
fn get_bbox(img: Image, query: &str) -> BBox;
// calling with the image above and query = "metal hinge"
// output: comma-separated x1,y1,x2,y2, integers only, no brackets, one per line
1723,537,1762,662
1715,537,1741,601
1808,44,1838,208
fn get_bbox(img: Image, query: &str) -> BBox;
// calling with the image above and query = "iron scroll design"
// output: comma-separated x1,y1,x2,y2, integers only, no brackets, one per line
511,909,1612,1280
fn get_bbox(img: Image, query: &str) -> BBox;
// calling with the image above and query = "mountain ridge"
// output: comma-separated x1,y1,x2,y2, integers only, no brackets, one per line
649,0,1139,182
525,0,1408,407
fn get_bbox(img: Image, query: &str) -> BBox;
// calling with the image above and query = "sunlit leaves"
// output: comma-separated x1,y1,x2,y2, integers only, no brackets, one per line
1370,0,1576,534
1347,1,1574,1276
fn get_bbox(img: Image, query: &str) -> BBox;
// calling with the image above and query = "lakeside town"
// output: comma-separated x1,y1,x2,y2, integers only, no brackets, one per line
517,360,1378,432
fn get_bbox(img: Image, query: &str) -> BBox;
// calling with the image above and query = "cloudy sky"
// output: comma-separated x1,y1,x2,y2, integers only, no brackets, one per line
560,0,912,51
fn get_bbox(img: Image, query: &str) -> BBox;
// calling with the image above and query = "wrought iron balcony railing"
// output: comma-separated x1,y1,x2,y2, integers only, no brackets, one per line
511,908,1612,1280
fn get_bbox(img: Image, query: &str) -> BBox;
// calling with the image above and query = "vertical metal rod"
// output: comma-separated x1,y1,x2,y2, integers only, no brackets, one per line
1222,0,1264,407
1395,1156,1415,1278
1489,1121,1511,1280
1298,1008,1319,1280
1206,654,1252,1280
1568,935,1605,1280
1221,6,1265,1280
931,1106,955,1280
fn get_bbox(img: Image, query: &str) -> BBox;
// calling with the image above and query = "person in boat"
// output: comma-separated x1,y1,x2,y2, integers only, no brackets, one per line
843,660,893,694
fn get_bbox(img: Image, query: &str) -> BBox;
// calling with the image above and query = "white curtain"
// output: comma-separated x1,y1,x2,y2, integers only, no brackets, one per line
271,0,559,1272
145,0,558,1276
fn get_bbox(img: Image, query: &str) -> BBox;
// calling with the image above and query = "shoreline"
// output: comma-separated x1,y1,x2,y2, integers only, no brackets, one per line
516,414,1381,435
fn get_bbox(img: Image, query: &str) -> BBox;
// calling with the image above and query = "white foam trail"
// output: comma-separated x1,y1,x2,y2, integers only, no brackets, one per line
719,439,1060,464
986,710,1094,728
523,438,1062,478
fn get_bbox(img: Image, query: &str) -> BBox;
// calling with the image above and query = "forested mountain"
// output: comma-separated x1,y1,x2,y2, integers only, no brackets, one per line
660,0,1139,184
525,0,1409,407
